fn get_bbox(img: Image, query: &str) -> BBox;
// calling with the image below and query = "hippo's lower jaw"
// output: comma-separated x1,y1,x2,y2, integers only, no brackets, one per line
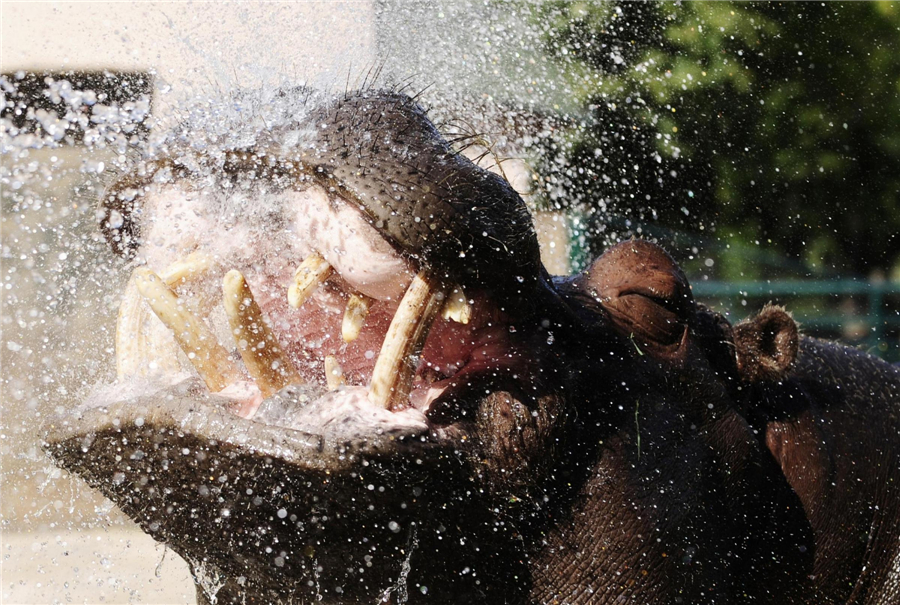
42,179,530,603
42,379,489,604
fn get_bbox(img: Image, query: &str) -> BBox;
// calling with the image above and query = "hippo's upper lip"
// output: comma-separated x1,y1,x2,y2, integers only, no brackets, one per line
301,91,543,301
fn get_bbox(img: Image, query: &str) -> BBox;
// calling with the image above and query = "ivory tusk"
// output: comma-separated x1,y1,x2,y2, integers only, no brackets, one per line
368,270,447,410
134,268,241,392
288,252,333,309
223,269,302,397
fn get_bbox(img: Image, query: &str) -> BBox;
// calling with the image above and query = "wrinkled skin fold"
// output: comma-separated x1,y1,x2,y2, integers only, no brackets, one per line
43,90,900,604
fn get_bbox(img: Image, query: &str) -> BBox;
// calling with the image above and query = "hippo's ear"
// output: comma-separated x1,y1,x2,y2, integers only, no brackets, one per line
570,240,694,359
732,305,799,383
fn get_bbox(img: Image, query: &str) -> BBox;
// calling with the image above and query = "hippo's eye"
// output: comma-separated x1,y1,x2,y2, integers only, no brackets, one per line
577,240,694,356
602,292,686,348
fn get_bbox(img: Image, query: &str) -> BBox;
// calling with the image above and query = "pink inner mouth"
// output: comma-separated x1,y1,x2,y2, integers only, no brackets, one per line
233,271,518,420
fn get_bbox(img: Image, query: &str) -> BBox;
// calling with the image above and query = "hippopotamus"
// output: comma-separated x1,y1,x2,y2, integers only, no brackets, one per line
42,90,900,604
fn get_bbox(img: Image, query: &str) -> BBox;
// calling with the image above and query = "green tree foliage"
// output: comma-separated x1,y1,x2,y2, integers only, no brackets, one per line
533,1,900,278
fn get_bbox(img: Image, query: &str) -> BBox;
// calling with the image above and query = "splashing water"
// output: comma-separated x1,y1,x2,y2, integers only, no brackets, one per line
184,556,227,604
381,522,419,604
10,2,879,603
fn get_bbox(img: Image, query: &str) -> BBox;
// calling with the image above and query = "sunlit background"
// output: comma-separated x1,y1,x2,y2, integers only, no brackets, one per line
3,2,898,603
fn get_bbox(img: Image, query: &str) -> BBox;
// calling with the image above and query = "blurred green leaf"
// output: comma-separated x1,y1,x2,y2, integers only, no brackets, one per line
527,1,900,277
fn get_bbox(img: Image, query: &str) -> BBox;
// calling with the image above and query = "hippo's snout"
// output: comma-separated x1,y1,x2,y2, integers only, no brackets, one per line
42,89,544,603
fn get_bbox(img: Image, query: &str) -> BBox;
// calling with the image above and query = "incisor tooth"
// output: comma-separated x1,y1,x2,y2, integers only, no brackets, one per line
116,270,181,380
324,355,345,391
369,270,447,410
441,285,472,325
134,268,241,392
288,252,333,308
223,269,302,397
342,293,372,343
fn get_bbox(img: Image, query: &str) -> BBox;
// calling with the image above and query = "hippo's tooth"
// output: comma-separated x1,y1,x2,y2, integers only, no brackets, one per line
116,254,214,381
158,251,213,286
342,293,372,343
134,268,241,392
223,270,303,397
369,270,447,410
441,285,472,325
288,252,333,308
115,270,182,380
324,355,345,391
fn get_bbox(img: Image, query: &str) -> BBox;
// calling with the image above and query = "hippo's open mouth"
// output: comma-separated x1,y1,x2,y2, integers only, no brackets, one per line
45,89,539,462
42,88,825,605
74,174,521,458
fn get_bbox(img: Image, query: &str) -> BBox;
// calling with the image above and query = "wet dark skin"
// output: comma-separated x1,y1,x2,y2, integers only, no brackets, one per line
44,91,899,604
733,310,900,604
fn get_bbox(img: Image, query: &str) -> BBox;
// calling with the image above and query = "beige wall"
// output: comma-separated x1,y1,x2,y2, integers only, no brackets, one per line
2,2,377,109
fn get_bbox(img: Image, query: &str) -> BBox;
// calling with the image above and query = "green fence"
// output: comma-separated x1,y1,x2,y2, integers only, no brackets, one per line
692,280,900,361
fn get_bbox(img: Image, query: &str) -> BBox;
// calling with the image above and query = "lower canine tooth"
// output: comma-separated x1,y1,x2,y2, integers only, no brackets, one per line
116,270,182,380
134,268,241,392
342,293,372,343
324,355,345,390
369,270,447,410
441,285,472,324
288,252,333,308
116,254,214,381
223,270,302,397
